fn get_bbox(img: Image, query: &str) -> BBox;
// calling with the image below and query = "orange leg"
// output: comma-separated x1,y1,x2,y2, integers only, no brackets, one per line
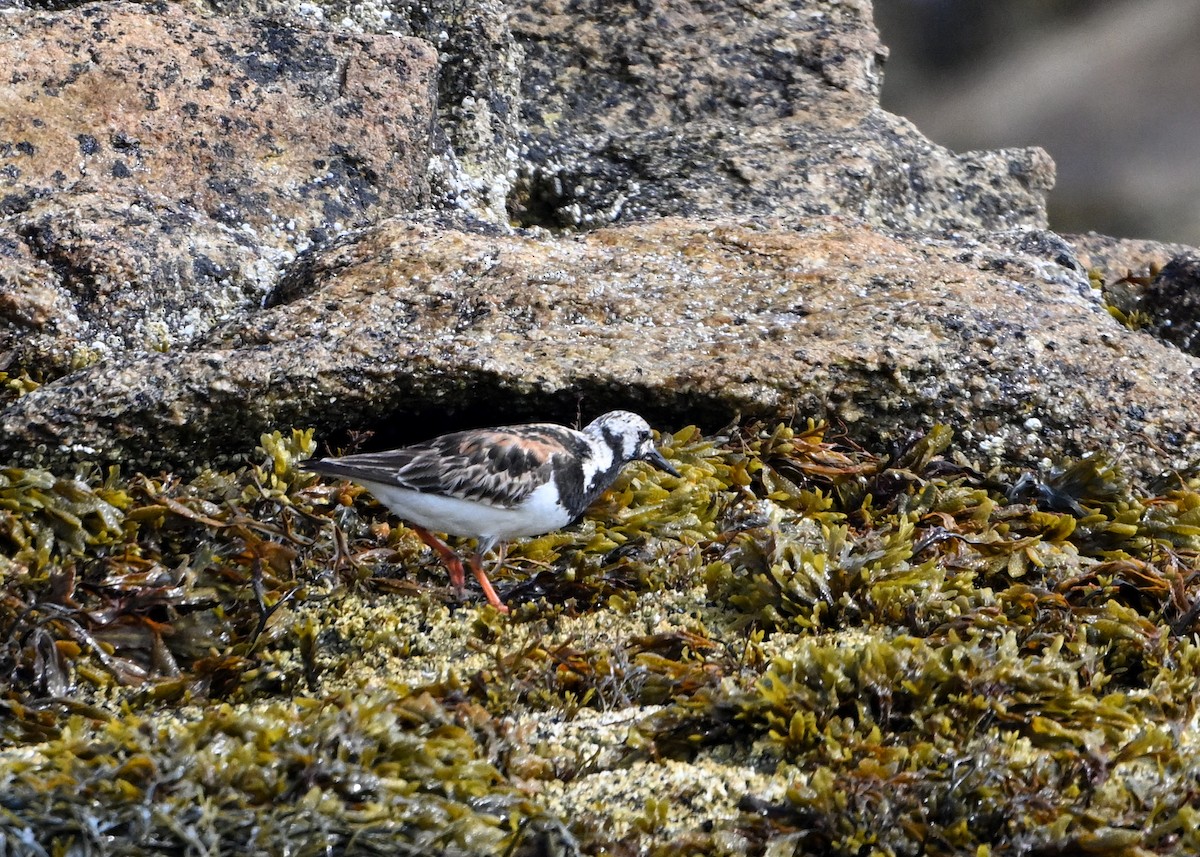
412,525,465,591
467,551,510,614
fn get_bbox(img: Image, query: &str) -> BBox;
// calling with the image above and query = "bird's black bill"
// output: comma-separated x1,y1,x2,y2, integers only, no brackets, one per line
644,448,681,478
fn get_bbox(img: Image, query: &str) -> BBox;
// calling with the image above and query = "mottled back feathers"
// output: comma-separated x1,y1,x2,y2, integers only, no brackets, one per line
305,423,592,510
305,411,677,526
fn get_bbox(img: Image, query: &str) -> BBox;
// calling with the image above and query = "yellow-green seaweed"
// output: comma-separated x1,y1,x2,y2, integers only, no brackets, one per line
2,422,1200,855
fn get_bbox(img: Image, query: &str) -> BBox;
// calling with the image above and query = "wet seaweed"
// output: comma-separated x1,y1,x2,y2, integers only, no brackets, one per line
0,690,540,856
3,420,1200,854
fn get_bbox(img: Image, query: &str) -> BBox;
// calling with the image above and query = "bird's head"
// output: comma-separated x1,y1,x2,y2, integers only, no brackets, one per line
585,410,680,477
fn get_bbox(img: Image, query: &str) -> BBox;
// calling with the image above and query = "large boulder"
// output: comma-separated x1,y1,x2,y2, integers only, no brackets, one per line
0,0,1197,490
504,0,1053,232
0,2,437,380
5,216,1197,484
0,2,436,242
198,0,1055,231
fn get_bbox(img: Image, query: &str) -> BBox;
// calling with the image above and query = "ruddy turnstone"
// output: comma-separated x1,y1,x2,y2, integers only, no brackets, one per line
305,411,680,613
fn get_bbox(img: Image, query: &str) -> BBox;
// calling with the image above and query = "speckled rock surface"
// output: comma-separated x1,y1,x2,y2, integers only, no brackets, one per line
0,0,1194,486
5,216,1198,484
0,1,436,243
0,0,436,381
200,0,525,223
504,0,1053,232
191,0,1054,232
0,189,276,377
1067,232,1195,283
1,0,1065,401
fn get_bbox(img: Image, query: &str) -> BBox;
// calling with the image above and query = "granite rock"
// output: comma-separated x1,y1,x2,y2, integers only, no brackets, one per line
0,1,437,243
0,189,276,377
505,0,1053,232
5,217,1197,484
193,0,1055,232
0,0,437,381
2,0,1198,489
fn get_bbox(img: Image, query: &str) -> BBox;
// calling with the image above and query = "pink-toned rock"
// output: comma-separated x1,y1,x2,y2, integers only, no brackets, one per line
1067,233,1194,284
5,216,1198,486
0,2,436,244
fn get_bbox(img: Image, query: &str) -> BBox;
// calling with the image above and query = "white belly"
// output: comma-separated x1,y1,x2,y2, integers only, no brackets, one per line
359,479,574,540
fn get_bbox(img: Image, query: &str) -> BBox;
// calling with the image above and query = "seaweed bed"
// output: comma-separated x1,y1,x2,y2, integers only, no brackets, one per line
4,420,1200,856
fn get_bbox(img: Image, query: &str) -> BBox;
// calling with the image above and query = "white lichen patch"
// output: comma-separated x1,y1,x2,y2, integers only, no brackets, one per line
537,754,788,843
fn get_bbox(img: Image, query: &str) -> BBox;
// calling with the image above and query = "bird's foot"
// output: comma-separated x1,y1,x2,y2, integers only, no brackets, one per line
468,552,510,614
